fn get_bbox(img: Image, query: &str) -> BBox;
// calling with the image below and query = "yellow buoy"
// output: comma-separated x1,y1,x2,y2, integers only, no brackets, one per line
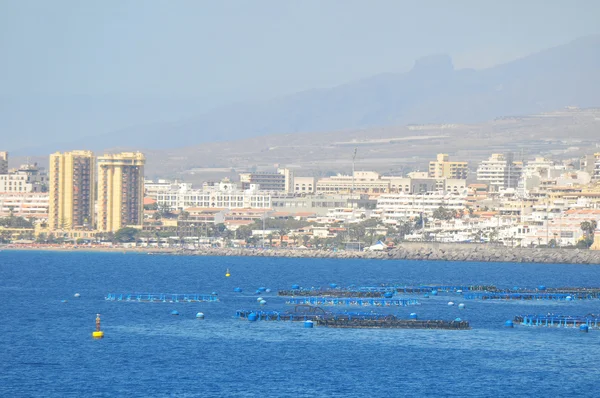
225,268,231,277
92,313,104,339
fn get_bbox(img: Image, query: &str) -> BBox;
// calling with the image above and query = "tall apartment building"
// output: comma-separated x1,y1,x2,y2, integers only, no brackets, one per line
49,151,95,230
0,152,8,174
428,154,468,179
97,152,145,232
476,153,522,191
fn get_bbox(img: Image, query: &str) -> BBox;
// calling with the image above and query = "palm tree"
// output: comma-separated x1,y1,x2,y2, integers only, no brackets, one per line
278,228,288,247
301,235,310,247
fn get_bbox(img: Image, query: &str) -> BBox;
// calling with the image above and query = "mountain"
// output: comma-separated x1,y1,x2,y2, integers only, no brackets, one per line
25,35,600,153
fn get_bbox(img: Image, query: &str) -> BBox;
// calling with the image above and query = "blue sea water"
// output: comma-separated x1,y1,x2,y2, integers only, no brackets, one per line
1,250,599,397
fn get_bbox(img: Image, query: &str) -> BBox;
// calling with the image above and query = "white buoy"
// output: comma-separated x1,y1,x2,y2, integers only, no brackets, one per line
458,303,466,309
259,299,267,305
257,297,263,302
196,312,205,319
74,293,81,298
448,301,455,306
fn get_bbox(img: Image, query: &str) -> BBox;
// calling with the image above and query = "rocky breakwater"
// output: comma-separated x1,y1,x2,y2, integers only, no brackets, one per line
389,242,600,264
188,243,600,264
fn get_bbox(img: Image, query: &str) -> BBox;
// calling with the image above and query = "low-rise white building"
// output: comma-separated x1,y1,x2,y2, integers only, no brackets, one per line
377,193,467,225
153,181,271,210
0,164,47,193
0,192,49,218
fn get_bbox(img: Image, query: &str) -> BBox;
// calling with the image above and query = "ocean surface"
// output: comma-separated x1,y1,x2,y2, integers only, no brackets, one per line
1,250,599,397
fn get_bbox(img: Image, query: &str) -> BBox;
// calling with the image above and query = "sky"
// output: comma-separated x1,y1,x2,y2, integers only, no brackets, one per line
1,0,600,151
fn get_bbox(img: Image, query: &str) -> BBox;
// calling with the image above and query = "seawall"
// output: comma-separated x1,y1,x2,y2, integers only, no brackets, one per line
184,243,600,264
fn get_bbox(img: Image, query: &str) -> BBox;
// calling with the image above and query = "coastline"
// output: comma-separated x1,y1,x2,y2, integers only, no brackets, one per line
2,242,600,264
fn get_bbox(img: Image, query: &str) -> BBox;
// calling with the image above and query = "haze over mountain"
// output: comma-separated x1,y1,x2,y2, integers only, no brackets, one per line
63,35,600,152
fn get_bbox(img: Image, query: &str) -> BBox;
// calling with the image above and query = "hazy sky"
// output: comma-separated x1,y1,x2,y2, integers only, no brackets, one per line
2,0,599,103
1,0,600,153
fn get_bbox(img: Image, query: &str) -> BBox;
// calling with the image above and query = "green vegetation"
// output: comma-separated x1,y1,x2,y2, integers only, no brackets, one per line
113,227,141,243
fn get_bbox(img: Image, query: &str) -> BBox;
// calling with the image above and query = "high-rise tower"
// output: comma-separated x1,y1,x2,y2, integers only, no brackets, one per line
97,152,145,232
0,151,8,174
48,151,95,230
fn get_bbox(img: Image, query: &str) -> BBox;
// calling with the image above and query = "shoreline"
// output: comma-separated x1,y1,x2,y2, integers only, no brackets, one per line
2,243,600,264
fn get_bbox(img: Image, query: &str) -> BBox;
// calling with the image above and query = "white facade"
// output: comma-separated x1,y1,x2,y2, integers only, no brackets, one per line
594,153,600,181
0,166,48,193
377,193,467,224
293,177,315,194
477,154,522,191
145,179,193,196
0,192,49,218
154,183,271,210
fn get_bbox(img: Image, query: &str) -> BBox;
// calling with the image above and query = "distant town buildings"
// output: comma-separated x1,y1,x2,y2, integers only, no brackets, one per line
4,144,600,250
97,152,145,232
428,153,468,179
48,150,95,230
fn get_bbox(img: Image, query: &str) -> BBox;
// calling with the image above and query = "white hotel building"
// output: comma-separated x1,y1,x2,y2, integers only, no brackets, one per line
377,193,467,225
152,181,271,210
0,192,49,218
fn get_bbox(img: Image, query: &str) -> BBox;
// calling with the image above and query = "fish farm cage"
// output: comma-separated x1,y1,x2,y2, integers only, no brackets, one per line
285,297,419,307
464,292,579,301
105,293,220,303
236,305,469,330
278,284,495,297
514,314,600,328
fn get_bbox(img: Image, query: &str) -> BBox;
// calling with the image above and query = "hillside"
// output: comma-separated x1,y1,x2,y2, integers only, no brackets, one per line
83,35,600,151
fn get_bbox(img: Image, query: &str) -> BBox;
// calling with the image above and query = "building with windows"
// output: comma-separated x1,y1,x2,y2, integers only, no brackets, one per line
239,168,293,192
594,153,600,181
153,181,271,211
293,177,315,194
0,152,8,174
0,192,49,219
97,152,145,232
49,150,95,231
0,163,48,193
377,193,467,225
428,154,468,179
315,171,466,195
476,153,522,191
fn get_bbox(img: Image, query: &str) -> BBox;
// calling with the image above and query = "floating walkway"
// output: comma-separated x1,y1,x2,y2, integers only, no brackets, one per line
463,292,576,301
514,314,600,328
105,293,219,303
285,297,419,307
